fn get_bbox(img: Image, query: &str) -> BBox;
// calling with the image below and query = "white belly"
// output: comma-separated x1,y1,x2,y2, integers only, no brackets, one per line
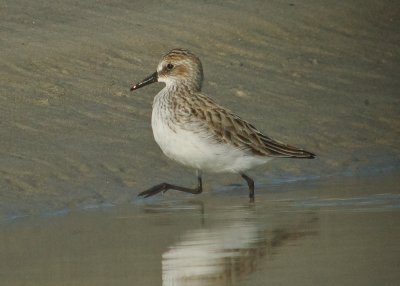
151,92,270,173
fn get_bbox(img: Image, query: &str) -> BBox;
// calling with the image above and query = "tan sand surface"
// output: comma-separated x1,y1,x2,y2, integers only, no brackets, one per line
1,0,399,216
0,1,399,285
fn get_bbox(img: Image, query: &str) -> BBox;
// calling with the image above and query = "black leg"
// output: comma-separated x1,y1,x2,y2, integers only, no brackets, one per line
138,171,202,198
241,173,255,202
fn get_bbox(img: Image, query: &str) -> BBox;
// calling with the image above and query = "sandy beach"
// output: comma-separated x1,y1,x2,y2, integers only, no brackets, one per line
0,0,399,285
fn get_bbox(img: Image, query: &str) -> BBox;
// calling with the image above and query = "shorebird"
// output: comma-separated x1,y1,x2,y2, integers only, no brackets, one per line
131,49,315,201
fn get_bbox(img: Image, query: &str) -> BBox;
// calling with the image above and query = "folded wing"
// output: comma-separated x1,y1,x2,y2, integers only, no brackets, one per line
181,93,315,159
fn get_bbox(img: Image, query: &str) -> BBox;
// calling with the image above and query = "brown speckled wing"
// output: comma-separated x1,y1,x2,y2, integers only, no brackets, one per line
176,93,315,158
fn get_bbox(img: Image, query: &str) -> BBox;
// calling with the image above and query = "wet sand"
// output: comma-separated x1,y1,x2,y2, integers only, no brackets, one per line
1,0,399,217
1,0,400,285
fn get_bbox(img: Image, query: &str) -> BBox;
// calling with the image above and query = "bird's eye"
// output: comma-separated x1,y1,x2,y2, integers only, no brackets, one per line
166,63,174,70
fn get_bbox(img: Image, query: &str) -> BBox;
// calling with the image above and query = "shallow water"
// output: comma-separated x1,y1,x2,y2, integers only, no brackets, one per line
1,173,399,286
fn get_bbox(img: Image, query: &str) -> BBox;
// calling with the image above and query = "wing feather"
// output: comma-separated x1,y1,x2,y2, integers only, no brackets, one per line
176,93,315,159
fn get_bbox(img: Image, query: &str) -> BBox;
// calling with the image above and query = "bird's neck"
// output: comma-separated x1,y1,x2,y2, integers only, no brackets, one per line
165,80,202,94
154,83,198,111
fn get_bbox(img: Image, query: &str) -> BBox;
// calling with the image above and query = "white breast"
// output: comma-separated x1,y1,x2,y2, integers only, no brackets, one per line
151,89,270,173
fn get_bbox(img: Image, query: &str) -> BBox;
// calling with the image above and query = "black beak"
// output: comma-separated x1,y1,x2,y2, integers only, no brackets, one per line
130,72,158,91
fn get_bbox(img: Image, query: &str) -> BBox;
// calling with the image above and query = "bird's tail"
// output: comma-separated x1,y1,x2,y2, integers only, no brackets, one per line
259,136,316,159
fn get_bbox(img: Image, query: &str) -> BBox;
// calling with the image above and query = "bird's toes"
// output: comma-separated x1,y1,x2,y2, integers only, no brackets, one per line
138,184,166,198
138,189,158,198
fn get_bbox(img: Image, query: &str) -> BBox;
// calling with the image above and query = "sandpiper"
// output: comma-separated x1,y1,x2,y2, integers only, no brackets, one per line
131,48,315,201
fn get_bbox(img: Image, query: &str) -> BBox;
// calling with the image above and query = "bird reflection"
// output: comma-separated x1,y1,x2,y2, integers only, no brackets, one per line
161,208,317,286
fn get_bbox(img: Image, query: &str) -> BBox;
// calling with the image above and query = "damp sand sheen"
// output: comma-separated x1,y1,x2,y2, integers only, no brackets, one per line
1,1,399,285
